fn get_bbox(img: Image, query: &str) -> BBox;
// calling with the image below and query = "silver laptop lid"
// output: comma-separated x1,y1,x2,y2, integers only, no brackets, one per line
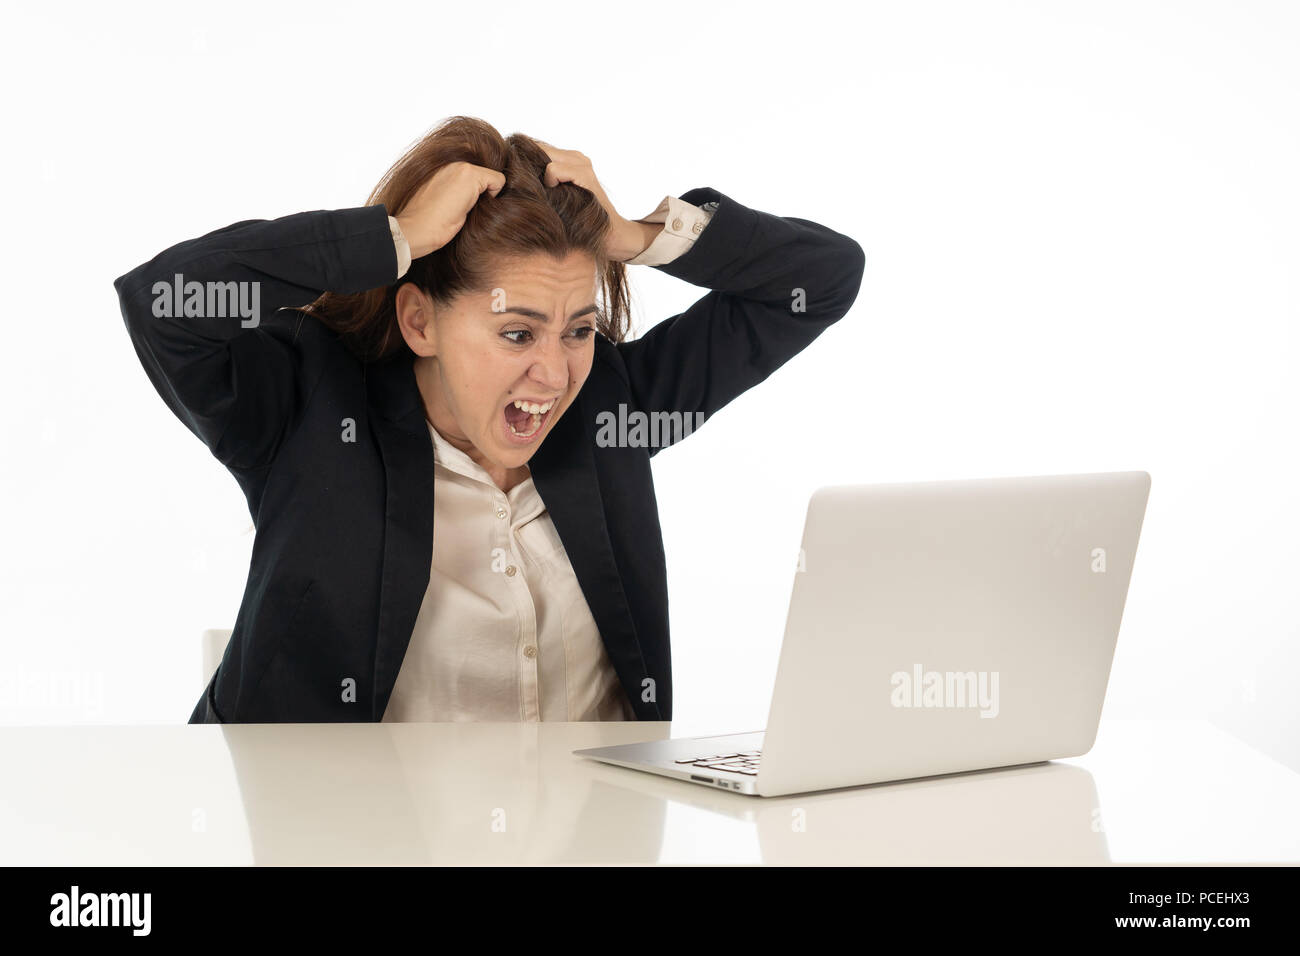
756,471,1151,796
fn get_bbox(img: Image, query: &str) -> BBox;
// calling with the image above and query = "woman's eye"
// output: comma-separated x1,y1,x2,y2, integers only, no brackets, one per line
501,326,594,345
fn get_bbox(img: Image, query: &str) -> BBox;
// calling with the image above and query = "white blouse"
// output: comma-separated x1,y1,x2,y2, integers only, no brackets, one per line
381,195,716,721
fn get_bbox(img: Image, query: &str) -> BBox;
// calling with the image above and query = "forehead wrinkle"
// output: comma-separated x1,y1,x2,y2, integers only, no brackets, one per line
483,251,600,324
495,304,599,324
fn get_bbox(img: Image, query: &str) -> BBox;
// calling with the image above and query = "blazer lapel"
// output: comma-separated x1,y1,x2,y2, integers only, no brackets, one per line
366,351,435,721
529,387,661,720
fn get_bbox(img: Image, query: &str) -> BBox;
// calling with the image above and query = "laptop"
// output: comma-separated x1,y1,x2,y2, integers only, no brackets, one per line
574,470,1151,797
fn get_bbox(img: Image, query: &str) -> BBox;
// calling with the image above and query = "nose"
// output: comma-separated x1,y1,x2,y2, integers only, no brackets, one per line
526,332,571,393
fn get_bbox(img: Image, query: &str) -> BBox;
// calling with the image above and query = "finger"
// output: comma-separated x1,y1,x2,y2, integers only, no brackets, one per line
542,158,589,190
475,165,506,197
542,160,573,188
535,141,567,179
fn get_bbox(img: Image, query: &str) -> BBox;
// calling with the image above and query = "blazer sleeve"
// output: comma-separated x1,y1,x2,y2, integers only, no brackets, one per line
112,205,399,472
613,187,865,456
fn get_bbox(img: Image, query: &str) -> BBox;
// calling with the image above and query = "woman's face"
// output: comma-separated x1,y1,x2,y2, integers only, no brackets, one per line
399,250,600,473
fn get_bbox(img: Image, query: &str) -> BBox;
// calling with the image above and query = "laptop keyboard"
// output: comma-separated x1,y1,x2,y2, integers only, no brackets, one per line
674,750,762,776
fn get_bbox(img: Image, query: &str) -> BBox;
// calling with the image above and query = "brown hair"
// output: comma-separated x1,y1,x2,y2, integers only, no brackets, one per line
304,115,631,362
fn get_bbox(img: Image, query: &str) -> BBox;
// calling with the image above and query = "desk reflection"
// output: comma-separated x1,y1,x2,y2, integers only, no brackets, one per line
585,759,1107,864
220,721,669,865
6,719,1293,864
217,722,1104,865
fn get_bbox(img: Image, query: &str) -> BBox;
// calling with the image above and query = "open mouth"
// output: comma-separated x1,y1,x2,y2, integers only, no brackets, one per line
502,397,558,443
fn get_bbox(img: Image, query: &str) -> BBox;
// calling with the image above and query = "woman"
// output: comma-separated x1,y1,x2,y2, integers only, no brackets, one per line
114,116,865,724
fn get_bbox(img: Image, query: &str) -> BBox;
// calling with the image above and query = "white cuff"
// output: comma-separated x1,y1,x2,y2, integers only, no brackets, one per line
389,215,412,279
625,195,717,266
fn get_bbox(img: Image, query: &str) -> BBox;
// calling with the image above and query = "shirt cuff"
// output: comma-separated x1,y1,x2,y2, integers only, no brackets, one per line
389,215,412,279
625,195,718,266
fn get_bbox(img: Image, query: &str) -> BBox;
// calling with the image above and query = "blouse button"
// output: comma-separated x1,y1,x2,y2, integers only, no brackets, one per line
523,645,537,659
495,507,507,519
671,216,683,231
505,565,517,577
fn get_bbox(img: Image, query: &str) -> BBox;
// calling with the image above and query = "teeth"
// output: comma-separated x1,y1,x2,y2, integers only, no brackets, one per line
507,414,543,438
512,399,554,415
506,398,556,439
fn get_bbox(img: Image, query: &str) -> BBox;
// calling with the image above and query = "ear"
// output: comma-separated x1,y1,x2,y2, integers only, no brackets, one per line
395,282,438,357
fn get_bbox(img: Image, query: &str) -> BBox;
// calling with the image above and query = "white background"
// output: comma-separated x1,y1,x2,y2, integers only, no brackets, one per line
0,0,1295,772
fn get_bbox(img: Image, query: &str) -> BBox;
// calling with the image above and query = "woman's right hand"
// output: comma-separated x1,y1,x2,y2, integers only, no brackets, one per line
394,161,506,260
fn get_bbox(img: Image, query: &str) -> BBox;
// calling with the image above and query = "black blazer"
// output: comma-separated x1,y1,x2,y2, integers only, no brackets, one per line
113,186,865,723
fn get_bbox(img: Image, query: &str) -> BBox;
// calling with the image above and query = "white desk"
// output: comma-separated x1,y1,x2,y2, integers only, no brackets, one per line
0,718,1296,865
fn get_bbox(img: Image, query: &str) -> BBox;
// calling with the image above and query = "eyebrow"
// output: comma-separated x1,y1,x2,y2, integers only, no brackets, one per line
495,304,600,323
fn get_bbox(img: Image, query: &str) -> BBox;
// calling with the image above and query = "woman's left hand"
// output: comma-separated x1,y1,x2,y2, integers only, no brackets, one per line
536,142,655,262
